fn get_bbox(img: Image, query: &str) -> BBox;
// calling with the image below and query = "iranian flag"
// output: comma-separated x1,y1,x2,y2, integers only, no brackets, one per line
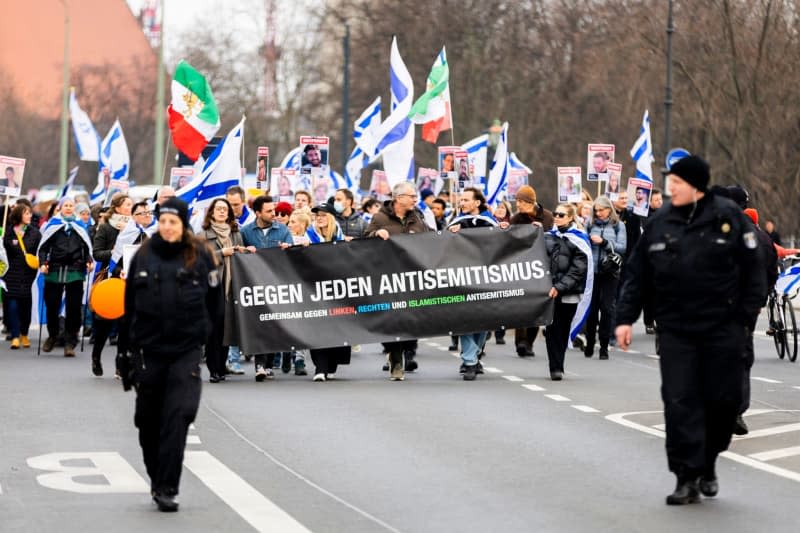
408,47,451,144
167,60,220,161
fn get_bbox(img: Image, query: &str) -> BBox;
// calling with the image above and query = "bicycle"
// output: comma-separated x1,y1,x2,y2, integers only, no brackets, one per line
767,255,800,362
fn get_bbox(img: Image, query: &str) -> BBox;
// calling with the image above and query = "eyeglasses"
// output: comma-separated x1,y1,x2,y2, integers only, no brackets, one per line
134,210,152,216
553,212,569,218
213,205,229,212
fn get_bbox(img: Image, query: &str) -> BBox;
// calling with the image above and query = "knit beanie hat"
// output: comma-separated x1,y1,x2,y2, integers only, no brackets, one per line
158,197,189,228
515,185,537,204
275,201,293,216
668,155,710,192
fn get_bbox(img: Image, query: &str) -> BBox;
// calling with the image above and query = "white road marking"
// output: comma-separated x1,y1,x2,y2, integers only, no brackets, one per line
437,347,449,351
734,423,800,440
426,342,441,347
627,349,641,354
794,386,800,391
749,446,800,462
572,405,600,413
502,375,524,382
646,354,660,360
606,411,800,484
743,408,776,416
545,394,571,402
752,377,782,384
186,435,201,444
653,424,666,430
184,451,311,533
483,367,503,374
522,384,546,392
203,403,403,533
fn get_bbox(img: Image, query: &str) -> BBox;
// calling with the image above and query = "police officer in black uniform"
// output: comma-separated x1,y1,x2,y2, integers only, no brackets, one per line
615,156,766,506
122,198,218,512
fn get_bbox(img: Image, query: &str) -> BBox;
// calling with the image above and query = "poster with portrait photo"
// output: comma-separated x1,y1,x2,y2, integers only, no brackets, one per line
299,136,330,178
626,177,653,217
0,155,25,197
604,162,622,201
438,146,460,179
417,167,443,196
312,172,334,205
271,168,298,204
557,167,582,203
245,146,270,193
370,169,391,201
453,150,472,191
586,144,615,182
506,169,529,201
170,167,195,191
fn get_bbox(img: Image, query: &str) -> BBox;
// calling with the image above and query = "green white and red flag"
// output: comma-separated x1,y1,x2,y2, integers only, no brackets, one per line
408,47,451,144
167,60,220,161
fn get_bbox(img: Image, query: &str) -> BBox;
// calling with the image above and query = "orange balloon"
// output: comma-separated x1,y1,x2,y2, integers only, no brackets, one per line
90,278,126,320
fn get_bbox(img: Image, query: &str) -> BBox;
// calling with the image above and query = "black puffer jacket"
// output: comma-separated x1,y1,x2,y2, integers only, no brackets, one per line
93,222,122,277
545,226,588,296
3,225,41,297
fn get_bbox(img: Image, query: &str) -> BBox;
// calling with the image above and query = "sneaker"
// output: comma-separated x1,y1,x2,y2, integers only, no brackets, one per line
42,337,56,353
325,373,336,381
313,373,326,382
476,361,484,374
572,334,586,350
20,335,30,348
226,361,245,375
255,365,268,382
463,364,478,381
10,337,20,350
64,344,76,357
294,359,308,376
281,354,292,374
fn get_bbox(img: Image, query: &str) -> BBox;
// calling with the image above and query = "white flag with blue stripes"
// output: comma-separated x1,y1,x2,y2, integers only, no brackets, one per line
509,152,532,175
371,37,415,188
345,97,382,188
59,166,79,199
485,122,509,206
630,110,654,183
462,134,488,184
69,88,100,162
91,120,130,202
178,118,244,219
279,145,302,170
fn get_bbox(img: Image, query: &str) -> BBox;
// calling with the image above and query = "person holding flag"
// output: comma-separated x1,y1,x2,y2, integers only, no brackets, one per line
90,193,133,377
543,203,591,380
37,197,93,357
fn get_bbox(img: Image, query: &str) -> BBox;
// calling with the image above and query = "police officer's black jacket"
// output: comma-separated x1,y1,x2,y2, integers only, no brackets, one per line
617,192,766,333
124,233,218,355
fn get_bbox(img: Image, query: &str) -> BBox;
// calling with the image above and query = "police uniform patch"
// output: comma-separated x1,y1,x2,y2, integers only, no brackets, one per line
721,222,731,234
743,231,757,249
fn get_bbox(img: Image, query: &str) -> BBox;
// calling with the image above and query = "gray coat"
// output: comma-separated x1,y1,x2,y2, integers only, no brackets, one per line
200,227,244,346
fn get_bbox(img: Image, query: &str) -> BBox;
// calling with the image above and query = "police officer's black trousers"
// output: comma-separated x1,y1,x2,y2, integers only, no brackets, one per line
134,348,202,495
544,301,578,373
585,273,618,349
658,324,745,479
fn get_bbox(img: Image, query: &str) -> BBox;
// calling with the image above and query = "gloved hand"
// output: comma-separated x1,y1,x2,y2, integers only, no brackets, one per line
115,352,135,391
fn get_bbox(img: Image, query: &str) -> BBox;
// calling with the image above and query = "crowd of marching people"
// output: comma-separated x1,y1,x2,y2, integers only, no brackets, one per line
4,154,800,510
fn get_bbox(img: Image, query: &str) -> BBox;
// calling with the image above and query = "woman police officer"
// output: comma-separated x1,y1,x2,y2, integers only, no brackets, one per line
122,198,219,512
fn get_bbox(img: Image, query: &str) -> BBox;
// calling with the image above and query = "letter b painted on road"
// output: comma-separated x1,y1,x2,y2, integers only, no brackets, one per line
27,452,150,493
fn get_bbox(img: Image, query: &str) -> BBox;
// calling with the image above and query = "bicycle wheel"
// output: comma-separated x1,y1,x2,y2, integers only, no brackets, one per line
769,295,786,359
783,296,798,362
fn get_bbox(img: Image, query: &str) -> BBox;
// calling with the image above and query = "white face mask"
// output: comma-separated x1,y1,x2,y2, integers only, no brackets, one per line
333,201,345,214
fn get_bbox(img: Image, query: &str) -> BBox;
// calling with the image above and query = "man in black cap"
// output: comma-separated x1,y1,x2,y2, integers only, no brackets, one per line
615,155,767,505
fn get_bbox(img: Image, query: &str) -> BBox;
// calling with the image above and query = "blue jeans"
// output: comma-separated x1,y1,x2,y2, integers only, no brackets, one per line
227,345,240,365
460,332,487,366
7,297,32,337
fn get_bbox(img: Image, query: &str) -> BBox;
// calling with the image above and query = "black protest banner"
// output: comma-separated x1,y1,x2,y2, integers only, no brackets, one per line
232,224,554,353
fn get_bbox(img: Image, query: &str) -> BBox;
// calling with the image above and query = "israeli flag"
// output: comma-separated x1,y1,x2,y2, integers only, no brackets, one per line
329,168,346,189
178,118,245,219
776,265,800,297
462,134,488,184
371,37,415,188
345,97,382,188
107,217,158,273
630,110,654,183
547,225,594,341
485,122,509,206
509,152,532,175
91,120,130,202
279,145,302,170
59,166,79,199
238,205,255,227
69,88,101,162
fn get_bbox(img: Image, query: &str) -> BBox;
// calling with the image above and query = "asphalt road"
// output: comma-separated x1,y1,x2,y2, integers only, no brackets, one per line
1,315,798,533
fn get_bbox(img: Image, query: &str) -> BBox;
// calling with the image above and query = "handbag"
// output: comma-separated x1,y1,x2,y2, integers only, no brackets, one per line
16,231,39,270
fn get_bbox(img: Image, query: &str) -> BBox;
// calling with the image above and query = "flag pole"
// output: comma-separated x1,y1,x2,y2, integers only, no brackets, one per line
160,130,171,185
